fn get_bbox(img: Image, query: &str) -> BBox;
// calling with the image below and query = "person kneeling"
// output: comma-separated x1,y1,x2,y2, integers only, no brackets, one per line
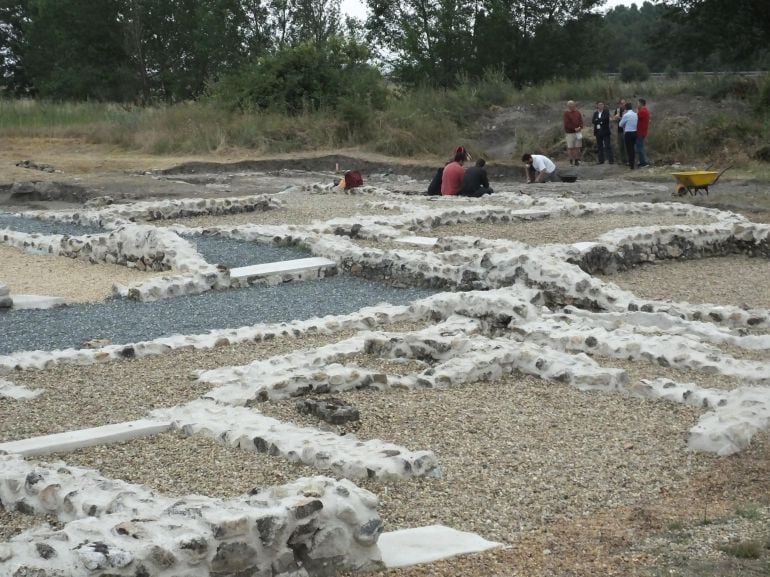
459,159,494,197
522,153,558,183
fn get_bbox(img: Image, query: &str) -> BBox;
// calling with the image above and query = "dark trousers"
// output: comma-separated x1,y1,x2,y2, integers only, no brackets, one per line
617,129,627,164
624,131,637,169
460,186,493,197
596,132,614,163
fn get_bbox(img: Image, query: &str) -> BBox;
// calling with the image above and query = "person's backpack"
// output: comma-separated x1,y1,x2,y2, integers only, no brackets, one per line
343,170,364,189
427,167,443,196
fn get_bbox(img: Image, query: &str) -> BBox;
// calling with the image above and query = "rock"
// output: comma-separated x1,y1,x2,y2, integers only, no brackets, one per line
35,543,56,560
295,398,360,425
210,542,258,576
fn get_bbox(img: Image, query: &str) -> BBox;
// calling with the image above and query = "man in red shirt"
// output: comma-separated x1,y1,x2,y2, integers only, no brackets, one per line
636,98,650,167
441,147,469,196
563,100,584,166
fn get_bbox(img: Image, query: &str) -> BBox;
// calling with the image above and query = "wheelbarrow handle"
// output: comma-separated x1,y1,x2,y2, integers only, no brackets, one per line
711,165,732,186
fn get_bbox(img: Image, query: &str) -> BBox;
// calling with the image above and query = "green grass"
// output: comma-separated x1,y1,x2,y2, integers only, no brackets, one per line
719,539,764,560
1,75,768,165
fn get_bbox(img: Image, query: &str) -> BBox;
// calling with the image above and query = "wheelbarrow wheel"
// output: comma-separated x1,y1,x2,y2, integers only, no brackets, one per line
674,184,688,197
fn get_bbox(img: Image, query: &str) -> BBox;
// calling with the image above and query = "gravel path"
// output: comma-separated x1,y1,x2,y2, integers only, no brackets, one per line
154,191,403,228
190,234,309,268
602,256,770,310
0,276,436,354
0,213,103,236
432,213,718,245
0,244,161,303
596,356,752,391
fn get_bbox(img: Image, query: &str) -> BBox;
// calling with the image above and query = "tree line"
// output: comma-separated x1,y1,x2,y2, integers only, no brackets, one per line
0,0,767,105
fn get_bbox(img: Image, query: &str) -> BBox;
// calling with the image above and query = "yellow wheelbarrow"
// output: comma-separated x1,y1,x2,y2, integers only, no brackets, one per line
671,166,730,196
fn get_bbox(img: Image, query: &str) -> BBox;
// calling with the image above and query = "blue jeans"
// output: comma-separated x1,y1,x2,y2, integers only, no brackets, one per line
635,136,648,166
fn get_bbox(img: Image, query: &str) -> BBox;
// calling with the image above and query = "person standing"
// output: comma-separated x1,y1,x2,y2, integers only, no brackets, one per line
592,101,614,164
636,98,650,167
441,146,469,196
612,98,627,165
618,102,638,170
563,100,583,166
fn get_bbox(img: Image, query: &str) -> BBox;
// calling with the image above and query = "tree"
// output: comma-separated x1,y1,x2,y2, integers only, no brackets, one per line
20,0,134,100
365,0,604,87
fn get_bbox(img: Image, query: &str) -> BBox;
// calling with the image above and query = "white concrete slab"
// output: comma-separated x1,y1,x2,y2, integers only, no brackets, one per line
0,419,172,457
11,294,67,310
229,257,336,279
378,525,502,568
394,236,438,247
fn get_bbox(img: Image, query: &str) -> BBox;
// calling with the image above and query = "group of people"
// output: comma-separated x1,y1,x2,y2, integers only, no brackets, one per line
427,146,494,197
426,97,651,195
584,98,651,169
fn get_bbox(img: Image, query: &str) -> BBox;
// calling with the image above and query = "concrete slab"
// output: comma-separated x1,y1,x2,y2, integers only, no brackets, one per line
394,236,438,247
11,294,67,310
229,257,336,280
378,525,502,568
0,419,172,457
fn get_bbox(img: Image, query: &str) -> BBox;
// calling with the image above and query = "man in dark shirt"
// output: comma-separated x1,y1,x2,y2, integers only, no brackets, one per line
459,159,493,197
592,101,614,164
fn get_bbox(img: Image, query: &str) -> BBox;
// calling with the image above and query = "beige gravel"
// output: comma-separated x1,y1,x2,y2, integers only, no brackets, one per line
430,213,718,245
0,244,161,302
602,255,770,310
41,372,716,543
595,356,750,391
0,322,427,442
0,508,61,541
154,191,402,228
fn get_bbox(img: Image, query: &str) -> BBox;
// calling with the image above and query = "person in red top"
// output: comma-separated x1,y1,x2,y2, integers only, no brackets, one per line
563,100,584,166
636,98,650,167
441,146,469,196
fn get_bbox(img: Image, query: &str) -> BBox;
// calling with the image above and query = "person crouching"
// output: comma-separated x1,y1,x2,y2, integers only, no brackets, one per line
459,159,494,197
522,153,558,183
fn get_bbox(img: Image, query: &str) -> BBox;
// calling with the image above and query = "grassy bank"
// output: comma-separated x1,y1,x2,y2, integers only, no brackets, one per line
1,74,768,166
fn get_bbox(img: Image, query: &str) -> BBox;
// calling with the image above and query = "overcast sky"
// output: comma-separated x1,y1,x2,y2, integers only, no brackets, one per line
340,0,646,19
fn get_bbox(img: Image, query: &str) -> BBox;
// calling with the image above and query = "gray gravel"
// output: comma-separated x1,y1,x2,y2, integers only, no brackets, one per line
189,234,310,268
0,277,435,354
0,213,103,236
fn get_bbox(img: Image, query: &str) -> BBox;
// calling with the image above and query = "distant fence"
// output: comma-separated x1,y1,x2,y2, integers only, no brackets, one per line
605,71,768,79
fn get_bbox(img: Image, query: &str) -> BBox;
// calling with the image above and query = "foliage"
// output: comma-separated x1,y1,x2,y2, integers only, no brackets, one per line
206,35,388,142
620,60,650,83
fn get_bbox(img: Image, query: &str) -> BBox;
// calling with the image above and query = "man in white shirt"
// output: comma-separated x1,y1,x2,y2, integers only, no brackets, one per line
618,102,638,170
521,153,557,183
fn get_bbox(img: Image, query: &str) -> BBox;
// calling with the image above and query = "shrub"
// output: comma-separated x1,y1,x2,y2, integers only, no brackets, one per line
619,60,650,83
207,36,388,118
719,540,763,560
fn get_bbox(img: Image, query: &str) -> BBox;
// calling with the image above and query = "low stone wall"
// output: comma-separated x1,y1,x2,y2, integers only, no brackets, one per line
1,225,209,273
153,399,440,480
573,222,770,275
0,455,384,577
19,194,283,224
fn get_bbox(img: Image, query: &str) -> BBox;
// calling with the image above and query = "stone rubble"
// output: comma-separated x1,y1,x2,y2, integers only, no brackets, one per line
0,454,383,577
0,379,42,400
